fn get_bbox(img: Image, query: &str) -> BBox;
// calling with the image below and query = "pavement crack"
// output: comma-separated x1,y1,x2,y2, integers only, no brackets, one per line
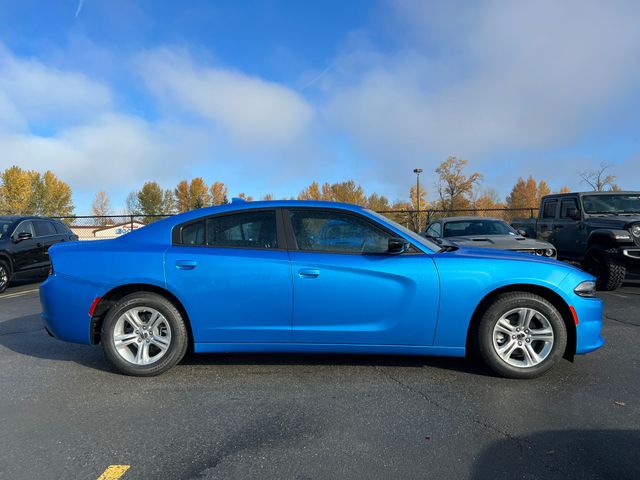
0,328,43,337
606,315,640,327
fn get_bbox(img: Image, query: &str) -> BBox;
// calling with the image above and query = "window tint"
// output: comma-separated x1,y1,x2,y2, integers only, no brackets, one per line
560,198,579,219
289,210,392,254
542,200,557,219
14,221,35,237
207,211,278,249
426,223,441,238
53,221,69,234
181,221,205,246
34,220,57,236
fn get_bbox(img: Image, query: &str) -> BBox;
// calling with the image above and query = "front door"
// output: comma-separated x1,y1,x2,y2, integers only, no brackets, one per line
164,209,293,344
285,208,440,346
12,221,42,273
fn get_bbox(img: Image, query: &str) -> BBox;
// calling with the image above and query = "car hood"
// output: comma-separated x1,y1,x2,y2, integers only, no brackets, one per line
585,215,640,229
438,245,575,267
445,235,552,250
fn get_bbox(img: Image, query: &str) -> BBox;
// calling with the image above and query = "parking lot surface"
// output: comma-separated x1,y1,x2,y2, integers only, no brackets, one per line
1,281,639,480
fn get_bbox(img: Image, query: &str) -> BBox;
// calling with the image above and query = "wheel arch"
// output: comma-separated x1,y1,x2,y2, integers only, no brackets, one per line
90,283,193,348
465,284,576,361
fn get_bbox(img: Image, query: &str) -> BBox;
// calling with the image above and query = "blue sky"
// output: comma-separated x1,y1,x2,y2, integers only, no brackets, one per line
0,0,639,214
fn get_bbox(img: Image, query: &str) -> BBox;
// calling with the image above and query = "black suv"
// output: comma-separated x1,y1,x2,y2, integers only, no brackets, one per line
513,191,640,290
0,216,78,293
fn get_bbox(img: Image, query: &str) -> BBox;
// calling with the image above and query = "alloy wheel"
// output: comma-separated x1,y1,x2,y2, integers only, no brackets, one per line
492,307,554,368
112,307,172,365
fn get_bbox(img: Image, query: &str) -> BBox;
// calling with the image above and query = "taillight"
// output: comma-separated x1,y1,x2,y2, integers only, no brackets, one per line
48,264,54,276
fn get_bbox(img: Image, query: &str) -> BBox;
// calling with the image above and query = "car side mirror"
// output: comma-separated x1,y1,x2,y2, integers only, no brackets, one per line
14,232,32,242
388,237,409,255
517,228,528,237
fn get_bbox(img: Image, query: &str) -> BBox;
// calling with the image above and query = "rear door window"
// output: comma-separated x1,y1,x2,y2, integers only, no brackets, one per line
34,220,57,237
207,210,278,249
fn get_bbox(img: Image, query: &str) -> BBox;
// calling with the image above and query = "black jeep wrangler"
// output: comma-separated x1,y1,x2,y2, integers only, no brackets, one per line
513,191,640,290
0,216,78,293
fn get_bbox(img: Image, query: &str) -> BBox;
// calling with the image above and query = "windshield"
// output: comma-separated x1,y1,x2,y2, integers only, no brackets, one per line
582,194,640,214
0,220,14,239
364,209,440,252
443,219,516,237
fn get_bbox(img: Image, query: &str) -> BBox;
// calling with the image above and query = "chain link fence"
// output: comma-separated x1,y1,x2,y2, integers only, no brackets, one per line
53,207,537,241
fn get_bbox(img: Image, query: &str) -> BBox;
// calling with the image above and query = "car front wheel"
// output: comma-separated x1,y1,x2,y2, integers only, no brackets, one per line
101,292,188,376
476,292,567,379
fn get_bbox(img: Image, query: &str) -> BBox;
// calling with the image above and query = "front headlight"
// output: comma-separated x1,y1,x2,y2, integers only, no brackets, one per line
574,280,596,297
544,248,556,257
631,224,640,238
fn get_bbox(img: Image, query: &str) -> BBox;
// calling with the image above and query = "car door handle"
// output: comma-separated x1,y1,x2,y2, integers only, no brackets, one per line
37,242,43,247
298,268,320,279
175,260,197,270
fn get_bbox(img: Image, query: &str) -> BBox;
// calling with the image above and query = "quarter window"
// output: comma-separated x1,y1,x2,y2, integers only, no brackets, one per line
207,211,278,249
289,210,392,254
181,221,205,246
542,200,557,219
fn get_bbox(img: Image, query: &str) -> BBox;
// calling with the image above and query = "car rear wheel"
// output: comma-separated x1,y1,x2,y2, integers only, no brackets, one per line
101,292,188,376
476,292,567,379
583,247,625,291
0,261,10,293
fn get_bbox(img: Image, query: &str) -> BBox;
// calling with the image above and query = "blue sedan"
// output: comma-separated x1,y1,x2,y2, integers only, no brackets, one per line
40,200,604,378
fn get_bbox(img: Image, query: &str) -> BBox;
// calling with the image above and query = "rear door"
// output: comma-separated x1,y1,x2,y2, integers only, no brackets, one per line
285,208,440,346
164,209,293,344
33,220,60,268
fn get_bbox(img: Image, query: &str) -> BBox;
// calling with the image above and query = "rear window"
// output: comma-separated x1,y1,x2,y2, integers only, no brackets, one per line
542,200,557,219
34,220,56,236
207,211,278,249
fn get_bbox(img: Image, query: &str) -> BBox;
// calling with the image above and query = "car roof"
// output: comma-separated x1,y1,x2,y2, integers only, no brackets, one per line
122,200,368,243
0,215,53,222
434,216,504,223
542,191,640,200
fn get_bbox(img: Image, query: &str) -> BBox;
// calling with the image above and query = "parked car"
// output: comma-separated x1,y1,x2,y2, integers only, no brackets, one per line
512,191,640,290
0,216,78,293
40,200,603,379
422,217,557,258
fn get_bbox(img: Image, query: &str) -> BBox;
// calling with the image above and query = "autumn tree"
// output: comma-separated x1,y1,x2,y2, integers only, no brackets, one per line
262,193,275,200
174,178,212,212
434,156,482,212
92,191,112,225
506,176,550,209
557,186,571,193
133,182,174,220
210,182,229,205
298,181,323,200
366,193,391,211
0,166,74,216
237,192,253,201
472,188,506,218
0,166,33,214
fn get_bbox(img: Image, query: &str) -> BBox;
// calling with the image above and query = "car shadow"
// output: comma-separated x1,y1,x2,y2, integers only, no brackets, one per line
0,312,496,377
471,429,639,480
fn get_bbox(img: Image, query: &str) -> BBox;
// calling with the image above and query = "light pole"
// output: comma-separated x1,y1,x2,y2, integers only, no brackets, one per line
413,168,423,232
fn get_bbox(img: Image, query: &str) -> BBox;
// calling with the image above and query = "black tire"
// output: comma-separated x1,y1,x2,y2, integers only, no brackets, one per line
476,292,567,379
0,261,10,294
101,292,188,376
583,248,625,291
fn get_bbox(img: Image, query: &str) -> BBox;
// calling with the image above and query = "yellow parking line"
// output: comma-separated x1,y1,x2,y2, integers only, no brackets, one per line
97,465,130,480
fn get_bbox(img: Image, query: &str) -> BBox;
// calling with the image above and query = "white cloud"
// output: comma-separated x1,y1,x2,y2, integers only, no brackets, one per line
323,0,640,190
135,48,314,148
0,44,112,129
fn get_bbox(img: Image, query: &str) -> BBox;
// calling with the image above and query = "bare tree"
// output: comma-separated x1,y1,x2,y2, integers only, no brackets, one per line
92,191,112,226
579,163,619,191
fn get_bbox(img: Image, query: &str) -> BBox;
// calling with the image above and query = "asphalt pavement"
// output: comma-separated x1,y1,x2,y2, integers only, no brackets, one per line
0,280,638,480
